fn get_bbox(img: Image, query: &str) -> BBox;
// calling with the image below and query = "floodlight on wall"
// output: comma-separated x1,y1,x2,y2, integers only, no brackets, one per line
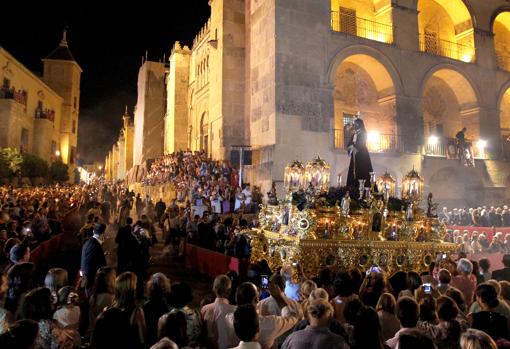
427,135,439,146
367,131,381,151
55,150,61,157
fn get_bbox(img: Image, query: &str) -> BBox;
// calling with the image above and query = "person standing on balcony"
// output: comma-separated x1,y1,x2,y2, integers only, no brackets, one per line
346,114,374,192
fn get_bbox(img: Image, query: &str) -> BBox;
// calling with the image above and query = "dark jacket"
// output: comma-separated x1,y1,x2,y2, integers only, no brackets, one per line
81,237,106,284
115,224,139,273
492,267,510,282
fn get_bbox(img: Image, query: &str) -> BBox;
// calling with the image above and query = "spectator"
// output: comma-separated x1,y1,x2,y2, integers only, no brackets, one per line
258,274,300,316
144,273,171,346
0,271,12,335
451,258,477,306
478,258,491,282
44,268,68,304
281,299,349,349
399,272,422,299
4,262,34,317
468,283,510,341
436,269,452,295
226,282,300,349
376,292,400,341
398,329,437,349
80,223,107,295
492,254,510,282
434,296,461,349
201,274,235,349
53,286,80,329
0,319,39,349
299,279,317,317
159,282,203,347
330,276,358,324
231,305,260,349
500,280,510,307
386,296,420,349
460,329,497,349
88,266,115,335
352,305,386,349
20,287,78,348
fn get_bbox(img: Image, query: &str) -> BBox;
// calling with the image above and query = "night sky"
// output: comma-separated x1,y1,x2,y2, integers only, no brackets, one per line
0,0,211,164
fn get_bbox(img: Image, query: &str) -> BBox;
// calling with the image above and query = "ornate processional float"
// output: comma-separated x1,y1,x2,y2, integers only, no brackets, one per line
248,157,461,277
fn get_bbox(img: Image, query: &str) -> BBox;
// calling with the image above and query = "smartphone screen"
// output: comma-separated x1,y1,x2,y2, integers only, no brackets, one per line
261,275,269,288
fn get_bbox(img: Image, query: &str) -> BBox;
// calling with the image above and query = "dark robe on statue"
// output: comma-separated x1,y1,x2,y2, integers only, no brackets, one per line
346,119,373,189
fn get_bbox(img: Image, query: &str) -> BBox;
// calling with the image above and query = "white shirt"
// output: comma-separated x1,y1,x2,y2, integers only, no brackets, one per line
225,306,300,349
201,297,236,349
257,295,301,317
284,281,301,301
230,342,261,349
386,328,413,349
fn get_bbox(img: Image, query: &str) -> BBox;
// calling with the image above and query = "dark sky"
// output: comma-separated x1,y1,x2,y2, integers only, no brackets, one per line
0,0,211,164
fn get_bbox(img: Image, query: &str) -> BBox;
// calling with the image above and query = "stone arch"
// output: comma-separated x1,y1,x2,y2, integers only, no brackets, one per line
330,48,400,152
417,0,476,62
420,66,480,141
327,45,403,95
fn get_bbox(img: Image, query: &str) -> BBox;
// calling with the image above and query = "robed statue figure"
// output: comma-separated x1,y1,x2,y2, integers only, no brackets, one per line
346,115,374,189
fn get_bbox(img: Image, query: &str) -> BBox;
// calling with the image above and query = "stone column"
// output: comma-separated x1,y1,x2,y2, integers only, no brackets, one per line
391,0,419,52
474,28,496,70
396,94,423,153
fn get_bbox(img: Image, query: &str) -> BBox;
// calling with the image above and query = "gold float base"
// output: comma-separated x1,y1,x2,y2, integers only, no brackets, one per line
249,229,460,276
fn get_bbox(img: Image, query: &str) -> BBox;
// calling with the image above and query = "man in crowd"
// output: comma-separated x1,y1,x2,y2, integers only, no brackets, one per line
436,269,453,295
281,299,349,349
258,274,300,316
231,305,261,349
80,223,106,295
115,217,138,273
154,198,166,223
201,274,236,349
386,296,420,349
225,282,302,349
492,254,510,281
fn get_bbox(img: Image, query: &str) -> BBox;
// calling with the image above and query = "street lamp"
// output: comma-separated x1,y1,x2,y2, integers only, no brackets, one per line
55,150,61,157
427,135,439,146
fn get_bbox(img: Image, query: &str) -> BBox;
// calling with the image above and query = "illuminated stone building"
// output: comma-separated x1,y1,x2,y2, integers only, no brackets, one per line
0,31,81,168
163,0,510,206
105,107,134,181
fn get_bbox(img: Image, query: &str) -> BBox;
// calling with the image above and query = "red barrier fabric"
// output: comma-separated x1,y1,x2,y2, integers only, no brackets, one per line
185,243,248,278
448,226,495,242
29,233,64,265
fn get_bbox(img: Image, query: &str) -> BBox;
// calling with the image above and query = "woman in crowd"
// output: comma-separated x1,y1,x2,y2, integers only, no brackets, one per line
44,268,68,304
159,282,203,347
434,296,462,349
352,305,387,349
451,258,477,306
376,293,400,341
469,283,510,341
4,262,34,318
331,275,358,324
460,329,498,349
143,273,171,346
398,271,422,299
88,267,116,334
20,287,79,348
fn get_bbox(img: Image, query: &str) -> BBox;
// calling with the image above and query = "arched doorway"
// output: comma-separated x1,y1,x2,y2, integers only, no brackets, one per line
493,11,510,71
332,53,398,152
417,0,475,62
421,68,480,156
199,112,208,155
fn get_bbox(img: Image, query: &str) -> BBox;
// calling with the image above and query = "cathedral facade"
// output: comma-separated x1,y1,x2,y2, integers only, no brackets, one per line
164,0,510,206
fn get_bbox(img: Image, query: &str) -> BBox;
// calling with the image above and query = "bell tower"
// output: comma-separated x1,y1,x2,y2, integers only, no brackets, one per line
42,29,82,168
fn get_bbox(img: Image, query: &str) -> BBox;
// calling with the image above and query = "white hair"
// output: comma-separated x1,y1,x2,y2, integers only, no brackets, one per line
457,258,473,274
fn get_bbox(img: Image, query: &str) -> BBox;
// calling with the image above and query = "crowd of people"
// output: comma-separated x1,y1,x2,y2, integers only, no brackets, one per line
444,229,510,254
439,206,510,227
143,151,263,215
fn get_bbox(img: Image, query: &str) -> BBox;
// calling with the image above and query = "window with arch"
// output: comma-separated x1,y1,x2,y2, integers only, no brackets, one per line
493,11,510,71
417,0,475,62
330,0,393,44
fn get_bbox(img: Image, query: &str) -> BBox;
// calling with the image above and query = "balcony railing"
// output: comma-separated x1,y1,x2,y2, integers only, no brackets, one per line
0,86,27,106
331,11,393,44
495,50,510,72
35,108,55,122
334,129,401,153
419,33,475,62
423,137,487,159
